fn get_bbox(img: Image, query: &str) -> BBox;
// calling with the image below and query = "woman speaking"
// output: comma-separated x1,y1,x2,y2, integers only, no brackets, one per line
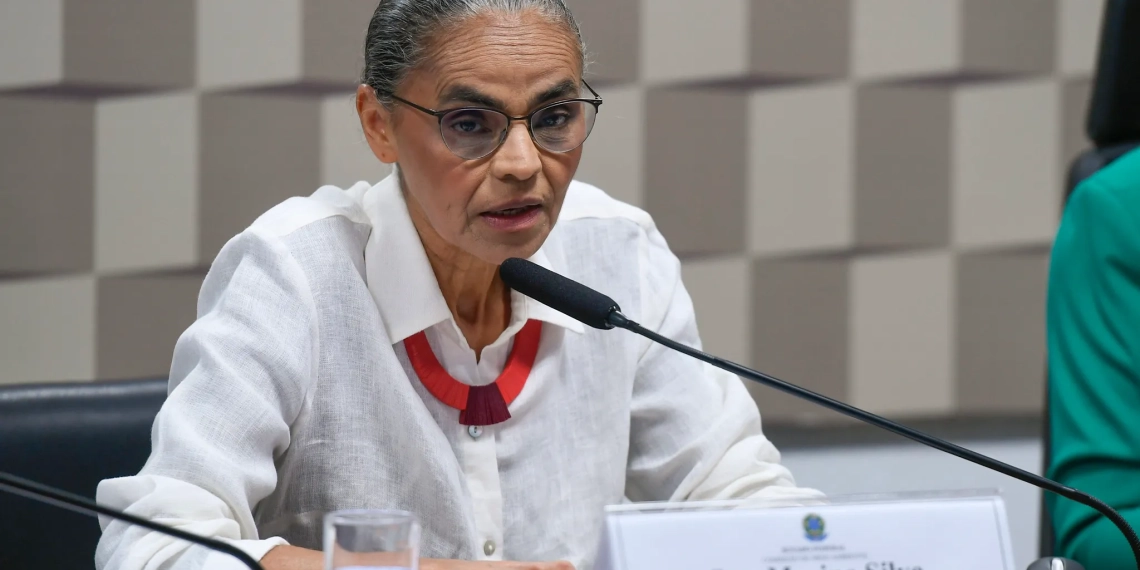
96,1,817,569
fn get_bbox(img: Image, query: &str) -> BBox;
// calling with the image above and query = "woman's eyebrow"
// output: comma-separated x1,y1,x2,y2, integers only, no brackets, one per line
439,84,503,108
530,79,580,107
438,79,581,111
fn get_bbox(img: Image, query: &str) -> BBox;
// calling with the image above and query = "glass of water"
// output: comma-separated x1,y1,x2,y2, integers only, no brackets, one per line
324,509,420,570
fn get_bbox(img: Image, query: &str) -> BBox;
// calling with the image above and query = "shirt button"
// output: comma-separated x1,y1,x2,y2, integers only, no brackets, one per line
468,425,482,439
483,540,496,556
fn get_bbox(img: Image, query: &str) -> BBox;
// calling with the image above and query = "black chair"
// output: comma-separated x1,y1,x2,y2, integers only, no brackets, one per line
0,378,168,569
1040,0,1140,557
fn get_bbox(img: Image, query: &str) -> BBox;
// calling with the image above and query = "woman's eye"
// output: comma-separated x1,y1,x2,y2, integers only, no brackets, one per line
536,111,574,129
445,112,492,135
453,120,482,133
541,114,569,128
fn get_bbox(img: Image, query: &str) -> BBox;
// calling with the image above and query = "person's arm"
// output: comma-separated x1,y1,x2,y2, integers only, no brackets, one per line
1047,177,1140,569
259,548,578,570
623,222,821,504
93,228,580,570
95,229,316,570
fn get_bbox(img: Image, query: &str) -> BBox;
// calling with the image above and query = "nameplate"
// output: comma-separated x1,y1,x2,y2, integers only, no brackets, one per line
595,492,1015,570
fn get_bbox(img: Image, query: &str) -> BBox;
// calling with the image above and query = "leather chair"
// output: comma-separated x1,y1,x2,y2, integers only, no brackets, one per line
1040,0,1140,557
0,378,168,569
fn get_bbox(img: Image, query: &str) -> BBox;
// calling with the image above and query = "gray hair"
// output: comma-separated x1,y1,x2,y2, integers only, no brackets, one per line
361,0,586,106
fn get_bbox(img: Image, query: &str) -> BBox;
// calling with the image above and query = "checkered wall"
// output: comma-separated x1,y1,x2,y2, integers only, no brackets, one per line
0,0,1103,424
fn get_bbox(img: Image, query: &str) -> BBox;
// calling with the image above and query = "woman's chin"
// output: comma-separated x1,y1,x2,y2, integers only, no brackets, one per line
469,235,547,267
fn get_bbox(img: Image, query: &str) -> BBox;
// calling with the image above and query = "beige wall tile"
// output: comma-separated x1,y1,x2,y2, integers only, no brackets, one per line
854,85,952,248
0,0,63,89
850,251,954,416
0,96,94,274
852,0,958,80
1061,78,1093,167
956,249,1048,414
197,0,303,89
96,273,202,380
644,88,748,255
1057,0,1106,77
681,255,752,367
575,84,645,207
752,257,850,423
748,83,854,255
641,0,749,83
0,276,96,385
95,92,199,273
63,0,195,88
320,92,392,189
566,0,641,82
301,1,379,86
952,80,1061,249
749,0,851,78
199,93,321,264
961,0,1057,74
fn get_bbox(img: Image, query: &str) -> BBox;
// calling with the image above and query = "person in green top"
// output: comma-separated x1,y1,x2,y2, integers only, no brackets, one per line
1047,146,1140,568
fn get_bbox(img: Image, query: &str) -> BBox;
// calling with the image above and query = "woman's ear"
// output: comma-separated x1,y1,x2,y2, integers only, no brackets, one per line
357,84,398,164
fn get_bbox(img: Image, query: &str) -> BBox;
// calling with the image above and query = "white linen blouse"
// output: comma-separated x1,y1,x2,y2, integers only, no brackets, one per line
94,174,818,570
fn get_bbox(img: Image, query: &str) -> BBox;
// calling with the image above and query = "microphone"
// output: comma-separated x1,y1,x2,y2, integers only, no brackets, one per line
0,470,265,570
499,257,1140,570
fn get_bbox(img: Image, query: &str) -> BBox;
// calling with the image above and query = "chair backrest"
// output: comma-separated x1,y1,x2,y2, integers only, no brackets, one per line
1041,0,1140,557
1087,0,1140,149
0,378,167,570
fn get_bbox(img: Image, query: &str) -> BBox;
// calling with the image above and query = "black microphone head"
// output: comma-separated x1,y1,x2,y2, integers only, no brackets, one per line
499,258,621,330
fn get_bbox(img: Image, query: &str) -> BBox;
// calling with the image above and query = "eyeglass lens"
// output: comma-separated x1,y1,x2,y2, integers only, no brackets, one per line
439,101,598,160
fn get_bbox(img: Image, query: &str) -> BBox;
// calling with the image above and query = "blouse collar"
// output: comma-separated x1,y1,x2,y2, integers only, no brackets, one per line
362,173,585,345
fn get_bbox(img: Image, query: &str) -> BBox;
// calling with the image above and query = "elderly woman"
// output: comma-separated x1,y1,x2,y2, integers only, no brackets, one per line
95,1,815,569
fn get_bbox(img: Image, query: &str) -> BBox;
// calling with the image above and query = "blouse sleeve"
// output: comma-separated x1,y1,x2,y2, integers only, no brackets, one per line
95,228,318,570
623,223,821,504
1046,175,1140,569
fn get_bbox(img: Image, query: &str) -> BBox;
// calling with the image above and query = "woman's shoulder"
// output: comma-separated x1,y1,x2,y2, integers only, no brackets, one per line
1063,150,1140,257
559,179,656,235
210,181,376,282
552,180,680,280
247,181,374,240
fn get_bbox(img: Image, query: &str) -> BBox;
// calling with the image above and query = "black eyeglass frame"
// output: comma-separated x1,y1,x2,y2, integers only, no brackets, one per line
386,80,603,160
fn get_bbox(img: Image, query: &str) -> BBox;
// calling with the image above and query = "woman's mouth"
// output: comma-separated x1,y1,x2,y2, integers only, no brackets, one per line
480,204,543,232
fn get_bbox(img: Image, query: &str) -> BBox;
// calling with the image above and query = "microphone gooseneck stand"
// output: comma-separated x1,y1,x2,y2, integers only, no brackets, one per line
605,310,1139,570
496,256,1136,570
0,470,265,570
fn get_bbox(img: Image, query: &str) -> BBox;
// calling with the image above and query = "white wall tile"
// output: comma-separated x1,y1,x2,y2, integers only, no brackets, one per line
0,0,63,88
95,92,198,272
952,80,1060,249
680,255,752,367
641,0,749,83
320,92,392,188
575,84,644,207
0,276,96,385
852,0,959,79
1057,0,1105,76
850,251,954,416
197,0,303,88
748,83,854,255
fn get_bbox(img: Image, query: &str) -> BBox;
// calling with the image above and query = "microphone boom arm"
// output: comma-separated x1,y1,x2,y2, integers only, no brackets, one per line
606,310,1140,570
0,471,265,570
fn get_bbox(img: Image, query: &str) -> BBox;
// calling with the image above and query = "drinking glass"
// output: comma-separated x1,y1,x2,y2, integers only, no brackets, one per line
324,509,420,570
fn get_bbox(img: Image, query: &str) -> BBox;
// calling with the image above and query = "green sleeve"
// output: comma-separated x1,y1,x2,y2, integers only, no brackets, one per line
1046,159,1140,569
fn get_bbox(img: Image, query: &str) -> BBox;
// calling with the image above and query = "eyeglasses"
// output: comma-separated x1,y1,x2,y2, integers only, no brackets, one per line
388,81,602,160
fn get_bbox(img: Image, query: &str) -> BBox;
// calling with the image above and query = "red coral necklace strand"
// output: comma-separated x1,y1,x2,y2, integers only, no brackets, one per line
403,320,542,426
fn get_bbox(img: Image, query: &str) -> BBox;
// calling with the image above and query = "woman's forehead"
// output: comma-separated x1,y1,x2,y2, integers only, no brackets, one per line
433,77,582,111
416,13,582,108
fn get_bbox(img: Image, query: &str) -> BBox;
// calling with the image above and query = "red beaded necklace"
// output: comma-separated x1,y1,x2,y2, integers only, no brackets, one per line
403,320,542,426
